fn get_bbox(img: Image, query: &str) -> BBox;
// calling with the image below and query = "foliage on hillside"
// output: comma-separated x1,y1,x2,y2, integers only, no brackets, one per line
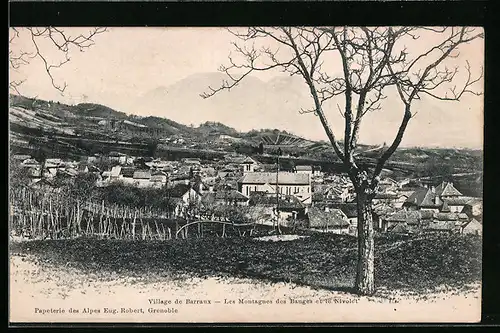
75,103,128,119
196,121,240,137
134,116,190,135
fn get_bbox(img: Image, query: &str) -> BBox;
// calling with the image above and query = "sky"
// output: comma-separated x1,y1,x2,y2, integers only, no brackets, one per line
9,27,484,149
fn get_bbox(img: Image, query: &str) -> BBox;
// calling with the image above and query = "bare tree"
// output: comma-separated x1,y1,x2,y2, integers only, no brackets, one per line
201,26,483,295
9,27,107,95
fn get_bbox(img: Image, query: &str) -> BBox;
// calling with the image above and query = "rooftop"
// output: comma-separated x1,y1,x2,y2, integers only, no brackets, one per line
238,172,310,185
296,165,313,171
405,187,442,208
169,183,192,198
326,203,358,218
443,196,474,206
241,156,259,164
215,190,249,201
435,181,463,197
133,170,151,179
249,192,305,210
307,207,350,228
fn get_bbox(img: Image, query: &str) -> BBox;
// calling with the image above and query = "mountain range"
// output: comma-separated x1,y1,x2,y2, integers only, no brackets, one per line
127,72,321,138
116,71,483,149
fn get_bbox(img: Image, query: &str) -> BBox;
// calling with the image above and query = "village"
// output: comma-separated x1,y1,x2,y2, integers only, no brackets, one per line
11,150,483,237
8,25,487,322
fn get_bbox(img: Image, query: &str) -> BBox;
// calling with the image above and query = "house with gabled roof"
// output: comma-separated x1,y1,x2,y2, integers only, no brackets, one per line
403,187,443,212
372,203,398,230
307,207,350,234
461,218,482,236
377,177,400,194
133,170,151,180
382,210,422,232
110,165,122,179
422,211,467,233
77,164,89,173
167,182,203,217
109,151,128,165
44,166,58,179
191,178,209,195
238,171,312,204
131,169,152,188
373,192,399,205
403,181,466,214
435,181,463,199
316,185,352,203
150,171,168,186
321,202,359,235
214,189,249,206
296,165,313,175
462,198,482,221
240,156,260,173
120,166,136,178
441,196,474,213
248,192,307,225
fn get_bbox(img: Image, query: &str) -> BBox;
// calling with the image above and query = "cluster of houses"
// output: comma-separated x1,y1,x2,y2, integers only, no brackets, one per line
12,151,482,237
14,156,82,181
377,181,483,235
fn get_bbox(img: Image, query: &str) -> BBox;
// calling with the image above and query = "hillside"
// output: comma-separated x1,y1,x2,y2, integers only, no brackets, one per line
196,121,240,137
74,103,129,119
9,93,483,186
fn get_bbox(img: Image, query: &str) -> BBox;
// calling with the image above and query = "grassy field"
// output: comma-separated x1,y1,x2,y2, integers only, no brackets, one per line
9,232,481,296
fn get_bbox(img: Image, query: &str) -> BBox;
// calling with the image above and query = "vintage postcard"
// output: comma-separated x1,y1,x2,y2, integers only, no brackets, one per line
9,27,483,323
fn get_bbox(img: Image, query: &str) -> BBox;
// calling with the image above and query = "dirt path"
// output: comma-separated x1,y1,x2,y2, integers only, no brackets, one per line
9,254,481,323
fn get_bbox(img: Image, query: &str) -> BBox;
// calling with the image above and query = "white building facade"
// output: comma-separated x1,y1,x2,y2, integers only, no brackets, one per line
238,172,312,204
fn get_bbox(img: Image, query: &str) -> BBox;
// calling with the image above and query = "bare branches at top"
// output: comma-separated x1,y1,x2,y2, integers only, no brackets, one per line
371,27,483,185
201,27,336,100
201,26,483,192
9,27,108,94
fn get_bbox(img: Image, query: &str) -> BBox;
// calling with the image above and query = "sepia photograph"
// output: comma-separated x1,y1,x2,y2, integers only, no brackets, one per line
9,26,484,323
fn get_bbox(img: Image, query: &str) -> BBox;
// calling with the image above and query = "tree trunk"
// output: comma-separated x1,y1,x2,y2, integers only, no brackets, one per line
355,191,375,296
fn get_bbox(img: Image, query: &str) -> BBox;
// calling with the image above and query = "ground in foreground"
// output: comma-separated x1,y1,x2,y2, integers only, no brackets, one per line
9,233,482,322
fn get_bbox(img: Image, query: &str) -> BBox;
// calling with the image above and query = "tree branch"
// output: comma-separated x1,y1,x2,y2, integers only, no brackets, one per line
9,27,107,94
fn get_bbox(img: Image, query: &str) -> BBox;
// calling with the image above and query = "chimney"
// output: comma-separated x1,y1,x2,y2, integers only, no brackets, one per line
434,195,439,205
431,186,435,193
325,207,330,212
184,179,190,185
